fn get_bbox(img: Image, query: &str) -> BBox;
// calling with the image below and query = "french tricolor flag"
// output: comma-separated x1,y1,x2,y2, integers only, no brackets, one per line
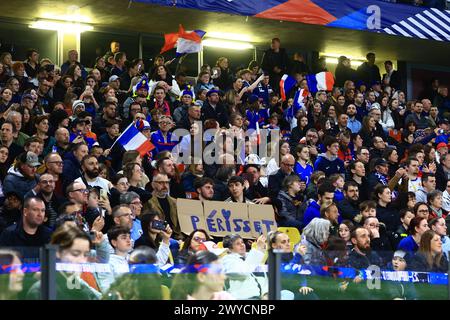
305,72,335,93
279,74,296,101
116,122,155,157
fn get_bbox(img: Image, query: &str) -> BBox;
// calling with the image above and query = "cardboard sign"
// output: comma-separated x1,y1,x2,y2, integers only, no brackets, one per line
203,201,252,238
176,199,277,238
248,204,278,238
176,199,206,235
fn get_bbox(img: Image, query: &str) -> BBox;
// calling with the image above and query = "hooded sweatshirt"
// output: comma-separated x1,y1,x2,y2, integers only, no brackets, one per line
313,152,345,176
3,167,39,200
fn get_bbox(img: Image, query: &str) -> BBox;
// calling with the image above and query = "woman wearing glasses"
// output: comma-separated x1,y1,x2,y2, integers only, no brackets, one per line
176,229,211,265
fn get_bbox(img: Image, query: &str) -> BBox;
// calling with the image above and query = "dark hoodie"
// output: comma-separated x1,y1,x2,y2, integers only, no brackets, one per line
313,152,345,176
62,152,83,191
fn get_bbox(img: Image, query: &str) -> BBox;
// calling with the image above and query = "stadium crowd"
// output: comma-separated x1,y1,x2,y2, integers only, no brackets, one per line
0,36,450,300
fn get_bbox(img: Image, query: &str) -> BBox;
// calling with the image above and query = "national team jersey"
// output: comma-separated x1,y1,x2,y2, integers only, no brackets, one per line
294,162,314,185
246,109,270,130
150,130,179,154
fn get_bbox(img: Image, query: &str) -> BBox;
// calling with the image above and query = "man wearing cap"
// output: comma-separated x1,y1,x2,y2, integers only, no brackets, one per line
173,87,194,125
201,89,229,128
70,100,86,120
367,158,404,192
3,152,40,200
108,75,121,91
436,141,449,165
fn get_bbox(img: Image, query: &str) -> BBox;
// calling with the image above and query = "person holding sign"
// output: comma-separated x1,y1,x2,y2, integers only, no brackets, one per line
225,176,253,204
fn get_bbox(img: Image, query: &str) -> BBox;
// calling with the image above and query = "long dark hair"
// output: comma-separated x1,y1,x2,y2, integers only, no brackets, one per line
140,212,163,250
180,229,211,253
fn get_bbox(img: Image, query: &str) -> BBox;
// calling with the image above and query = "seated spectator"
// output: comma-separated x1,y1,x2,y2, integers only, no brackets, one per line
301,218,331,266
363,216,393,265
268,154,296,202
176,229,211,265
194,177,215,201
1,121,24,168
243,164,270,204
221,234,267,299
225,176,253,203
348,227,384,270
97,226,132,292
314,136,345,176
0,197,52,262
373,184,400,232
119,191,143,242
171,251,233,300
74,155,112,193
428,190,448,220
303,182,335,228
429,217,450,261
410,230,448,272
293,145,314,187
329,174,345,202
27,224,101,300
320,203,340,235
416,173,436,203
144,173,182,240
122,162,151,203
62,143,88,191
277,175,305,230
336,181,360,221
397,216,430,255
338,220,355,250
3,151,40,200
0,191,22,233
392,209,415,249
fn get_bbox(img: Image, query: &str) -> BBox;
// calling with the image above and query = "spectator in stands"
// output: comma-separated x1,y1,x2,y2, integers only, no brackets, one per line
0,197,52,262
134,212,174,265
393,209,415,247
404,100,430,129
7,111,29,147
314,136,345,176
62,143,88,190
348,227,383,269
428,190,448,220
303,182,335,228
119,191,143,242
145,173,181,240
0,191,22,233
337,181,360,221
155,157,185,199
363,216,393,265
436,153,450,191
61,50,87,79
221,233,267,299
429,217,450,260
320,203,340,235
356,52,381,89
382,60,401,91
1,121,24,166
276,175,304,230
194,177,215,201
225,176,252,203
301,218,330,266
24,49,40,80
3,151,40,199
335,56,356,88
410,230,448,272
98,226,132,292
268,154,296,202
0,249,25,300
243,164,270,204
74,155,112,192
176,229,211,265
374,184,400,232
27,224,101,299
398,216,429,256
201,89,229,128
261,38,289,92
171,250,233,300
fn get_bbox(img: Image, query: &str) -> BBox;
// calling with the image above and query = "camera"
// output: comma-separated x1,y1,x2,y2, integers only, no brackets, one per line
151,220,168,231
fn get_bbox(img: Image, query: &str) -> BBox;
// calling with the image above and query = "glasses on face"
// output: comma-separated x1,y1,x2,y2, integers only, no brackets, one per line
193,236,206,243
118,213,133,218
282,162,295,167
48,161,63,165
72,189,89,194
159,121,171,125
130,200,142,206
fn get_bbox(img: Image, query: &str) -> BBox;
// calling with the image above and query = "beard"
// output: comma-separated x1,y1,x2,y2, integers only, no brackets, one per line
85,169,99,179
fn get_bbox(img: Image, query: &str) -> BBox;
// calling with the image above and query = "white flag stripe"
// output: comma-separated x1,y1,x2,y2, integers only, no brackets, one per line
123,132,148,150
391,24,412,37
407,17,442,41
416,14,450,40
400,21,427,39
383,28,396,35
431,8,450,24
423,10,450,33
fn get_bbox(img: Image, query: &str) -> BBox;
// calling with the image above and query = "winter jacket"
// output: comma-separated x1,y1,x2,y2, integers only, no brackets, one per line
276,191,303,230
3,167,39,200
302,200,321,228
62,152,83,191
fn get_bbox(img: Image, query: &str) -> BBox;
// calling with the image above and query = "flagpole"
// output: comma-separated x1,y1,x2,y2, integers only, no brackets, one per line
109,121,134,151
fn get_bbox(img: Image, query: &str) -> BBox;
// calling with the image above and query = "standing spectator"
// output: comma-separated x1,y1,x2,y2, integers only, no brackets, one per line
24,49,40,80
61,50,87,79
382,61,401,91
335,56,356,88
356,53,381,87
261,38,289,93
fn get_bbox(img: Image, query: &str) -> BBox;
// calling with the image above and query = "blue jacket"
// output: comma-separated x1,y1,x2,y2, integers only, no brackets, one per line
3,167,39,200
314,153,345,176
62,152,83,190
302,200,321,228
397,235,418,254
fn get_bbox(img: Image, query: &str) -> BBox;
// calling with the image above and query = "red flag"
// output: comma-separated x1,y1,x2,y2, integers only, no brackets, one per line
160,32,179,54
178,24,202,43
